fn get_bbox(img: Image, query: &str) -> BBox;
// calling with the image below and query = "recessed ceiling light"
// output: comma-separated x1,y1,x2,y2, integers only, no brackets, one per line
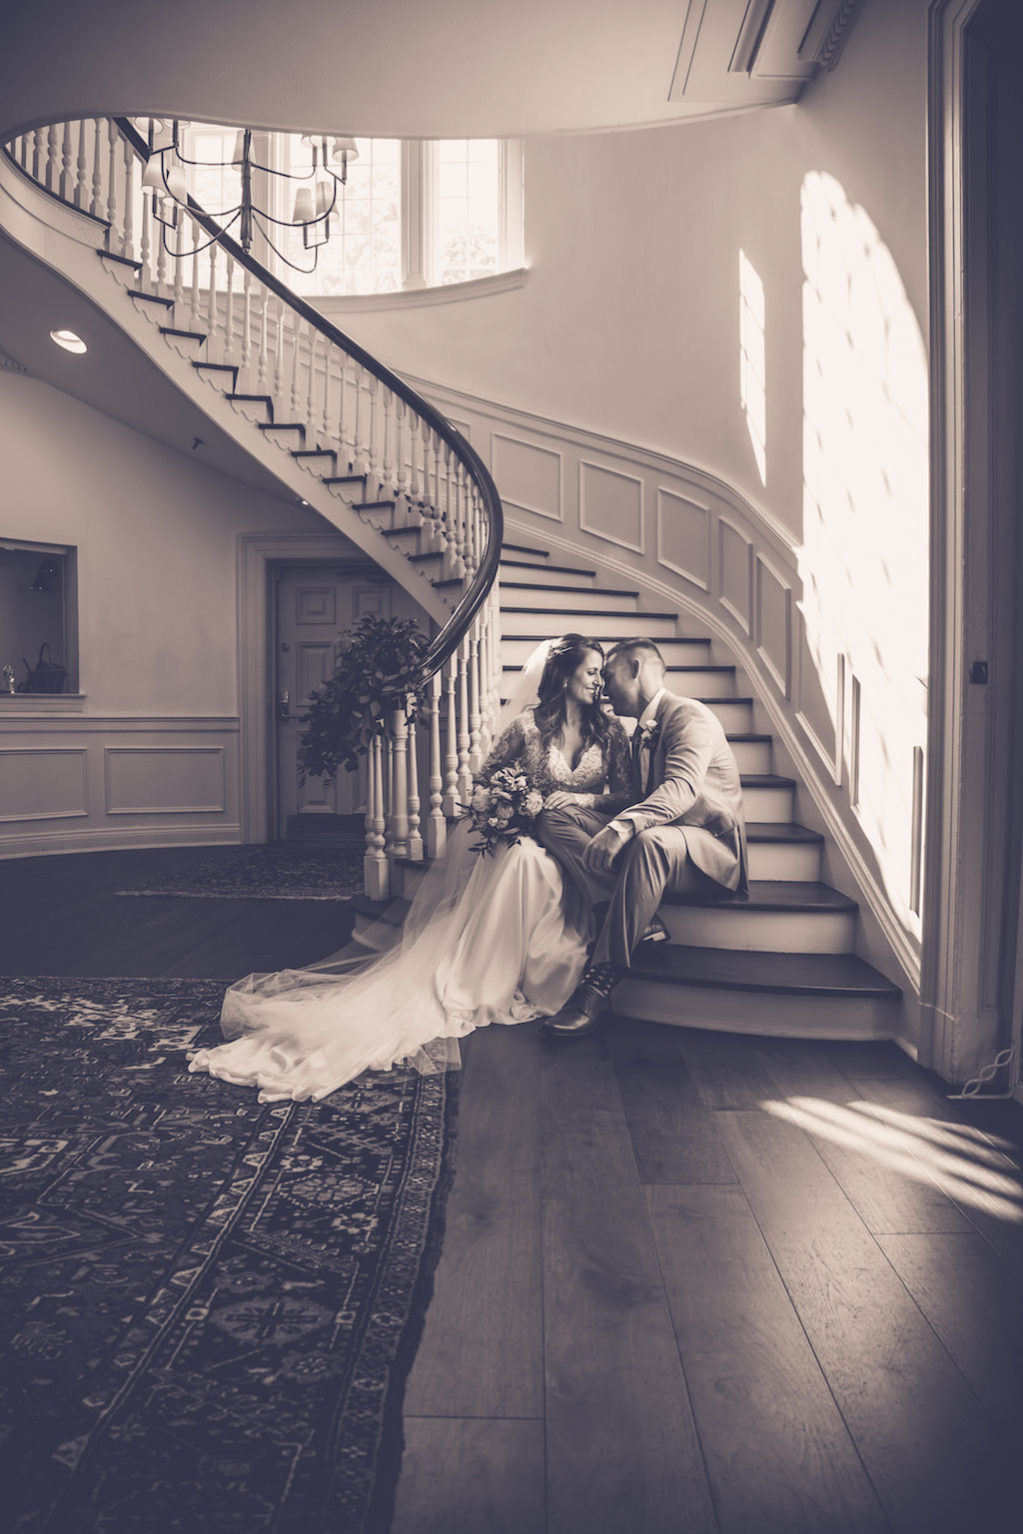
50,328,87,354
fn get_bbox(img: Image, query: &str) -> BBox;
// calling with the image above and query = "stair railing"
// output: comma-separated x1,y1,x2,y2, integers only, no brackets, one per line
3,117,504,898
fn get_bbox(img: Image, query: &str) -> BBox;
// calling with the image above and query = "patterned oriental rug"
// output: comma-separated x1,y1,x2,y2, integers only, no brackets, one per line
0,977,459,1534
116,843,366,900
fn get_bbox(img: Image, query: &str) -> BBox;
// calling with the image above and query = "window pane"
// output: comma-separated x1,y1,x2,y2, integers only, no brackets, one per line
434,139,500,285
275,136,402,296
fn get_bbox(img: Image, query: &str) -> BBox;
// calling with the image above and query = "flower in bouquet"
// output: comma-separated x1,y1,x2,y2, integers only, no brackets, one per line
461,764,545,855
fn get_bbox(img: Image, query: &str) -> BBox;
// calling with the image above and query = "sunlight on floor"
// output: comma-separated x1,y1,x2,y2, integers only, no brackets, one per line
739,249,767,485
763,1095,1023,1224
799,171,929,932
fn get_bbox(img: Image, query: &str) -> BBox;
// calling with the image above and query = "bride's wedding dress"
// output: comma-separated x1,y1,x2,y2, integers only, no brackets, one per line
187,709,630,1102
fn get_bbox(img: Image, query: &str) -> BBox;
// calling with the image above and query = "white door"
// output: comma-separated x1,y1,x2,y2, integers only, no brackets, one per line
275,564,424,836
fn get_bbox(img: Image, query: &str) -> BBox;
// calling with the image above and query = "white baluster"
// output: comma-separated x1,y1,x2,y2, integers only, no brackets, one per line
367,375,382,492
206,241,218,355
32,127,44,182
406,703,424,862
90,121,103,218
364,731,389,901
121,136,134,260
381,390,394,498
456,639,472,806
394,399,408,507
306,328,318,439
427,671,446,859
189,220,201,330
139,181,152,291
352,365,365,475
273,298,286,404
241,268,253,380
154,188,168,296
105,121,118,237
408,415,423,525
256,287,269,394
468,628,482,774
223,255,235,368
334,352,349,468
387,707,410,861
442,656,460,818
59,122,72,201
290,314,302,418
172,217,185,312
74,121,88,209
321,339,332,448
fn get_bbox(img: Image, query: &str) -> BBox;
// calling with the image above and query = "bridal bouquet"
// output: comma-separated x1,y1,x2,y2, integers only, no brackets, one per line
462,764,545,856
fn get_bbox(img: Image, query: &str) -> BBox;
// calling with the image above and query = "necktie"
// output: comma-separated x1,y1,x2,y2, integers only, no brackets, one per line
631,727,646,797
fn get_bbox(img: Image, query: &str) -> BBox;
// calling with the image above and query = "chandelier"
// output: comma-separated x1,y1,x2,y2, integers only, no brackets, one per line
140,121,359,273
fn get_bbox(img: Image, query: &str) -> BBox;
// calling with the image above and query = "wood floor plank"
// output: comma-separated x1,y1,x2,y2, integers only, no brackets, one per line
540,1043,716,1534
608,1019,737,1184
877,1230,1023,1427
403,1025,544,1418
677,1028,786,1110
851,1077,1023,1278
390,1417,545,1534
648,1184,887,1534
718,1109,1017,1533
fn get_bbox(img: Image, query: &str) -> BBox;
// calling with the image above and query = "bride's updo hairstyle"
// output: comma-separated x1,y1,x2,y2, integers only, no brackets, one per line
533,633,612,755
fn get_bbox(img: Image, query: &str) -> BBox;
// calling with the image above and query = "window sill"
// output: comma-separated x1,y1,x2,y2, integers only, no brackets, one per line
313,266,528,315
0,693,86,713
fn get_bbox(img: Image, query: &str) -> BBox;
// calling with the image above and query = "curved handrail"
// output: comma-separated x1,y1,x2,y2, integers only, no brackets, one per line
110,118,501,679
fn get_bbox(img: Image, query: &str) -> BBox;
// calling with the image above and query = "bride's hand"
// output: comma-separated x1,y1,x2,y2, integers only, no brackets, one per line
544,790,579,811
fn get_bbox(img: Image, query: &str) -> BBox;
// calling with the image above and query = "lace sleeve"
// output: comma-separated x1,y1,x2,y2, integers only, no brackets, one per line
479,713,529,776
570,719,632,812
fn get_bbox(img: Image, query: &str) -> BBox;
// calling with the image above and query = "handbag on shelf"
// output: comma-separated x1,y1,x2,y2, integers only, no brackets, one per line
23,642,68,694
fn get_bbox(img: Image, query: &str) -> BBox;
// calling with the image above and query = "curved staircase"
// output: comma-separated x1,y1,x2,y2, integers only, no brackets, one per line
2,114,901,1041
369,536,902,1039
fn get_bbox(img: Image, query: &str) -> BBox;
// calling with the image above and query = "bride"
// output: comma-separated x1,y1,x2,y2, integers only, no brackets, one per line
187,634,632,1101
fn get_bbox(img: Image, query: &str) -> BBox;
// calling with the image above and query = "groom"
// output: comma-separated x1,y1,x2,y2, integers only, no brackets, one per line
537,636,749,1037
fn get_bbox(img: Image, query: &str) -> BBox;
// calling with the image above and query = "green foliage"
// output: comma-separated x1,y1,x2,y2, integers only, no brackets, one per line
298,615,430,782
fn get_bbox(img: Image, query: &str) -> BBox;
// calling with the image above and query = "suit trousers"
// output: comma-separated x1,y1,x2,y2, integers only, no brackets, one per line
537,804,721,969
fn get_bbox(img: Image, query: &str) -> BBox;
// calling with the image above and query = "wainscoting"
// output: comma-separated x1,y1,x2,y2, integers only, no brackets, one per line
0,711,240,857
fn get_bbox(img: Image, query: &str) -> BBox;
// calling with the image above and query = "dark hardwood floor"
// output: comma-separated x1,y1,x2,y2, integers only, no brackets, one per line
2,850,1022,1533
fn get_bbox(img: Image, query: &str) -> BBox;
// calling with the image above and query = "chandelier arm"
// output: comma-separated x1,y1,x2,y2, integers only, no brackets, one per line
114,115,503,682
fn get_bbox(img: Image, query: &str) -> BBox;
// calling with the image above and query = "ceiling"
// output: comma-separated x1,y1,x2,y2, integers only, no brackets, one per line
1,0,865,142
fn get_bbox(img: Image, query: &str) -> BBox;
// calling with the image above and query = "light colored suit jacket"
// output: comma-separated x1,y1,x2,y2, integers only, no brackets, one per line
619,692,749,895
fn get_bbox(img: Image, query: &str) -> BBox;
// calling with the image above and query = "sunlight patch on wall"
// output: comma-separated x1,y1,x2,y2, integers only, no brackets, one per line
739,249,767,485
800,172,928,933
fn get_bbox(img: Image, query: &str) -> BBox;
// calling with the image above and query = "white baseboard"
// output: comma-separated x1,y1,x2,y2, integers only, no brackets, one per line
0,824,244,860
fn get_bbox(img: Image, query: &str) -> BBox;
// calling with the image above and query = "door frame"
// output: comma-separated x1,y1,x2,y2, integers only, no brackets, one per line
237,531,364,843
923,0,1021,1093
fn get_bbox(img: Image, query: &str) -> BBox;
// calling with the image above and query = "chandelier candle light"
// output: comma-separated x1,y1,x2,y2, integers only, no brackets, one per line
140,120,359,273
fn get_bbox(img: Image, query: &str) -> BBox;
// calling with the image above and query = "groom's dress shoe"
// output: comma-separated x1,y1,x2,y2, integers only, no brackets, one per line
639,914,669,945
542,963,621,1040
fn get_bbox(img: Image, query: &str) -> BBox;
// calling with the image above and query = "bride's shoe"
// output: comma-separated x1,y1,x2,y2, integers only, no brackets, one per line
542,963,621,1039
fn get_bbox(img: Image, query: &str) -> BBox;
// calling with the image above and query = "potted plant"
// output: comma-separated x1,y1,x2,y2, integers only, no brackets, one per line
298,614,430,783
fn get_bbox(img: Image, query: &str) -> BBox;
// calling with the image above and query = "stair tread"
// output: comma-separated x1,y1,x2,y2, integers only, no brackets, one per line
293,448,336,459
193,360,236,373
741,773,795,788
98,248,141,268
129,290,173,306
662,879,855,913
502,542,549,558
624,945,900,998
324,474,366,485
500,558,596,576
502,605,678,618
745,821,823,844
500,581,639,597
258,420,305,430
160,326,206,342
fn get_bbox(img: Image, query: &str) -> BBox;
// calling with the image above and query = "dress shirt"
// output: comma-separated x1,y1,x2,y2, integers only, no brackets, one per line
609,688,666,843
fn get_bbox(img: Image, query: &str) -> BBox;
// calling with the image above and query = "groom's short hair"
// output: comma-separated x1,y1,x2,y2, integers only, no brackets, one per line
605,638,666,673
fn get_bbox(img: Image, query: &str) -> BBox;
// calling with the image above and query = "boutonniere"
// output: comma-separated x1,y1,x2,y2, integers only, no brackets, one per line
639,720,661,748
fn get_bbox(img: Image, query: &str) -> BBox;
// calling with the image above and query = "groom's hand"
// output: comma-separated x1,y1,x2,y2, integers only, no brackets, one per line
583,822,631,874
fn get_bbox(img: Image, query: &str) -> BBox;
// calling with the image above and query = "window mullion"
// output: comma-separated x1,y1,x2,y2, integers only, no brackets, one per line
402,140,428,290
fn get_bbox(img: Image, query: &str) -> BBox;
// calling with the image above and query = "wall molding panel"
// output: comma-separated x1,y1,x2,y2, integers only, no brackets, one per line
490,432,563,521
717,517,754,636
754,553,792,697
657,487,712,591
579,460,644,553
0,718,240,856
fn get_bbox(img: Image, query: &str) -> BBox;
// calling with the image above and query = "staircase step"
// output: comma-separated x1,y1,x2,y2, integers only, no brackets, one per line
659,880,856,954
159,326,206,344
354,500,396,513
739,773,795,822
292,448,337,467
324,474,367,489
501,607,679,638
408,551,445,566
726,734,772,774
501,635,709,665
258,421,306,441
698,697,755,731
499,559,597,588
502,541,549,559
229,393,274,421
500,582,640,613
613,948,900,1039
746,823,822,882
129,289,173,308
192,360,238,390
98,248,142,269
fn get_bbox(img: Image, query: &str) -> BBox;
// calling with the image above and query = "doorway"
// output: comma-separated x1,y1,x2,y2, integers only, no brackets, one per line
272,561,428,840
